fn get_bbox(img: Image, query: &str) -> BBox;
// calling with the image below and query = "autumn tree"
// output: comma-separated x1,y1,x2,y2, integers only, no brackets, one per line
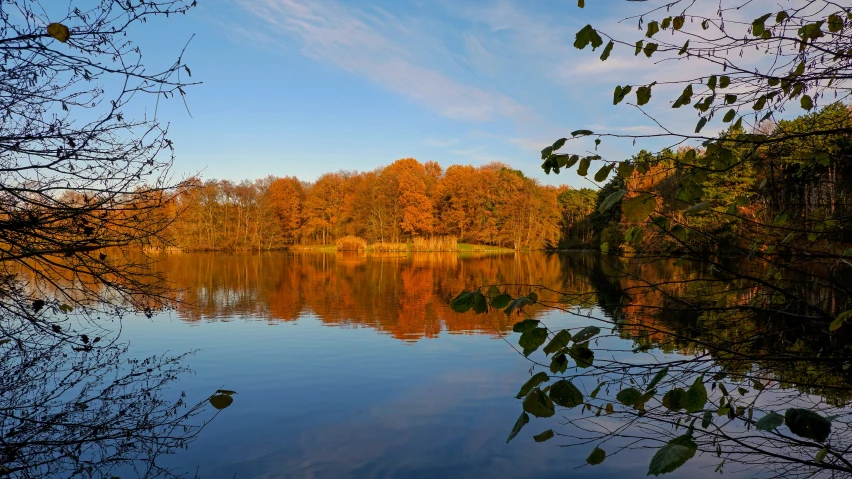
267,176,305,245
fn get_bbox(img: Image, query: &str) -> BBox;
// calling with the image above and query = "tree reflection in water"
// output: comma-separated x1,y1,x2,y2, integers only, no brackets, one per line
138,251,851,477
0,324,226,479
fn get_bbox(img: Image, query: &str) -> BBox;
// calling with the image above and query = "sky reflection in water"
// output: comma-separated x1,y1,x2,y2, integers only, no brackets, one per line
117,252,752,479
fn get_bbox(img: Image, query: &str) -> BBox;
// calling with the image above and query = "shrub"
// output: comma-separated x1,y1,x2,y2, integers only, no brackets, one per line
335,235,367,251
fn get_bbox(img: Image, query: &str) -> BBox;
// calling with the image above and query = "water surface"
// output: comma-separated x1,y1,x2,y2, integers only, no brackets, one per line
115,252,796,478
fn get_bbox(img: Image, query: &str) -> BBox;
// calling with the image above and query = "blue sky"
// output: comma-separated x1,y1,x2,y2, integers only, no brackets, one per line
136,0,759,188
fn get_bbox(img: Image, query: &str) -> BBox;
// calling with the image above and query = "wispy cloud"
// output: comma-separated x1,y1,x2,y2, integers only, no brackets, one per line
235,0,524,122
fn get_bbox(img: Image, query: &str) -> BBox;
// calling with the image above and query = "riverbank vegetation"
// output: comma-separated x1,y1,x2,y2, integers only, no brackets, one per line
155,159,595,252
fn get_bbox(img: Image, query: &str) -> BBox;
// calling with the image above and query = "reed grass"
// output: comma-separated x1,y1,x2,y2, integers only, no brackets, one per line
335,235,368,251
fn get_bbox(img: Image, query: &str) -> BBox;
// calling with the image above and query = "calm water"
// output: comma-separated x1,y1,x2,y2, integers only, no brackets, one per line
109,252,791,478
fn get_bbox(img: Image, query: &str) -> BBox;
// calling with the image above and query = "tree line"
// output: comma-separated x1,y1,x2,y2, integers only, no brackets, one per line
159,158,597,251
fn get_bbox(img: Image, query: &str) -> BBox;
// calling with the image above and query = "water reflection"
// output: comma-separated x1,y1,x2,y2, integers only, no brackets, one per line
136,251,852,478
156,252,590,339
0,325,224,479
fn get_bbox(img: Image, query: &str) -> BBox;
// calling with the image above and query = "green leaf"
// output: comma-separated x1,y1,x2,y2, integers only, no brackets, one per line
577,0,584,7
678,39,689,55
733,116,743,130
516,372,550,398
571,129,594,137
599,190,626,213
572,325,601,343
209,394,234,410
541,146,553,160
707,75,717,90
776,11,788,23
815,447,828,463
550,353,568,373
622,193,656,222
829,310,852,331
801,95,814,110
590,382,604,399
755,411,784,431
661,17,672,29
827,14,843,32
574,25,603,50
648,367,669,389
752,13,772,37
450,291,473,312
587,447,607,465
577,156,592,176
543,330,572,355
567,344,594,368
472,291,487,314
215,389,237,395
594,164,613,182
600,40,614,61
648,435,698,476
616,387,643,406
519,328,549,356
784,408,832,442
534,429,555,442
512,319,539,333
552,137,567,151
685,377,708,413
646,21,660,38
662,388,687,411
702,411,713,428
523,388,555,418
719,75,731,88
643,42,658,58
614,85,632,105
722,109,736,123
550,380,584,408
506,411,529,443
695,117,708,133
724,94,737,104
618,162,634,178
635,40,643,56
800,21,825,40
672,85,693,108
564,154,580,168
673,16,685,30
636,85,653,105
490,293,512,309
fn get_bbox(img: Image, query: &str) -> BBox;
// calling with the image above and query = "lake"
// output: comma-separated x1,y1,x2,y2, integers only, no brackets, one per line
97,251,847,478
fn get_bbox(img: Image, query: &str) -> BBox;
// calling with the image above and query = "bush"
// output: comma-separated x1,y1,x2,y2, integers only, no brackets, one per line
335,235,367,251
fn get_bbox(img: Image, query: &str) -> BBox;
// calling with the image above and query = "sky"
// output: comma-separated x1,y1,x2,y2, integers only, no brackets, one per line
130,0,783,188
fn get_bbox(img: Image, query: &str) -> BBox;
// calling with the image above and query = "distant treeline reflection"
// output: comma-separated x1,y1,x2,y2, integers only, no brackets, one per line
155,252,589,339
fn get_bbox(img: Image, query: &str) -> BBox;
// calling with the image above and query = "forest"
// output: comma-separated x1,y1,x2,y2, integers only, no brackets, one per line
152,102,849,255
157,158,596,251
